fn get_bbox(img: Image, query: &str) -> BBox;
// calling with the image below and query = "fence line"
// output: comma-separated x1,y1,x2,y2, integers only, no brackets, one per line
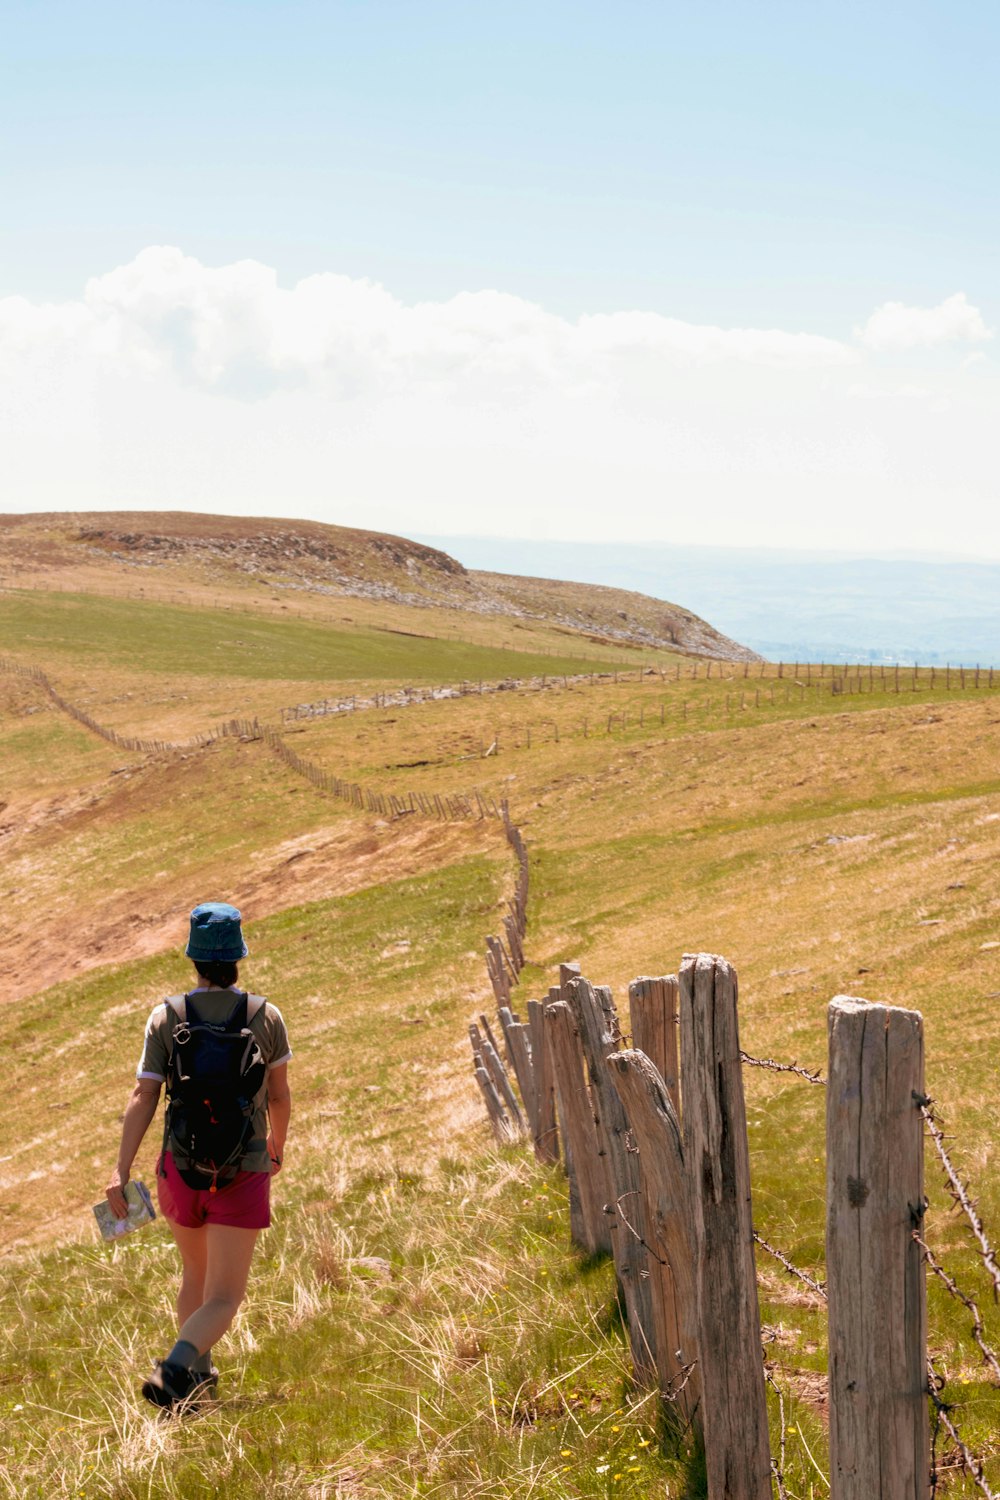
753,1232,827,1299
915,1234,1000,1383
281,668,1000,771
0,653,500,825
920,1100,1000,1303
928,1358,999,1500
468,957,1000,1496
6,649,999,1486
739,1049,827,1086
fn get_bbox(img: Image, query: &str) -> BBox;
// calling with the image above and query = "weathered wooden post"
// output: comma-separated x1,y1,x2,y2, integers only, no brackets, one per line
570,978,657,1383
527,999,559,1164
546,1000,612,1255
607,1048,701,1429
827,997,928,1500
628,975,680,1118
559,960,581,999
471,1051,514,1143
498,1006,535,1128
680,953,771,1497
486,937,511,1008
469,1023,524,1134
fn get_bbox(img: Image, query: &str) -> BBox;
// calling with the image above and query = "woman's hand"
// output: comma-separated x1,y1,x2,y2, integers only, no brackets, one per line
267,1134,283,1174
106,1166,130,1219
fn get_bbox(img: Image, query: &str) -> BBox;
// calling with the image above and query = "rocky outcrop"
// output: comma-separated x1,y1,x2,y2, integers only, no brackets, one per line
0,510,759,662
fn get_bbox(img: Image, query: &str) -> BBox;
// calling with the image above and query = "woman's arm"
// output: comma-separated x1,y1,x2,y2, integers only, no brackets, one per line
106,1079,162,1216
266,1063,291,1172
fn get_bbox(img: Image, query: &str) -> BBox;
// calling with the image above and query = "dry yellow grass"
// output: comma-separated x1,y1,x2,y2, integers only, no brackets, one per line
3,561,1000,1494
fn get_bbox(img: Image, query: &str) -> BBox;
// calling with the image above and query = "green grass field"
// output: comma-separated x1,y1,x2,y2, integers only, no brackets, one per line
2,584,1000,1496
0,591,640,685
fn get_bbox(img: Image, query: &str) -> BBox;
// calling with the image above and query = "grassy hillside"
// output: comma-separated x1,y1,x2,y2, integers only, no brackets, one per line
0,589,625,684
2,580,999,1497
0,509,758,661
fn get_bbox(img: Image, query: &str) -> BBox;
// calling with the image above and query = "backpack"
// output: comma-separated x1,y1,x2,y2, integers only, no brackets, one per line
162,992,268,1191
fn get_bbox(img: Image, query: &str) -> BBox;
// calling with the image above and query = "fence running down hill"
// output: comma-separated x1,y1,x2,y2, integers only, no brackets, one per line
470,955,1000,1499
0,655,500,822
8,652,1000,1490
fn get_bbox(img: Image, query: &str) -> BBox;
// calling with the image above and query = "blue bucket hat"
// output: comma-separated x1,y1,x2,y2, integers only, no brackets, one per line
186,902,249,963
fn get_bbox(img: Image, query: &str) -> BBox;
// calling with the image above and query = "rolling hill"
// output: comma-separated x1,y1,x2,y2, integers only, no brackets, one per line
1,514,998,1498
0,510,758,662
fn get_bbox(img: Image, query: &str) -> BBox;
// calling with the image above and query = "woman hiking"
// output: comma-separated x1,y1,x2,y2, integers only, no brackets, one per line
106,902,292,1411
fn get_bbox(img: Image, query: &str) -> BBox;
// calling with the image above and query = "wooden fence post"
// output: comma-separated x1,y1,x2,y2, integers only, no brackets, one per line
473,1062,514,1143
527,999,559,1164
470,1023,524,1135
546,1000,612,1256
498,1006,535,1128
559,960,581,999
486,937,511,1008
679,953,771,1497
827,996,928,1500
628,975,680,1118
569,978,657,1383
607,1048,701,1429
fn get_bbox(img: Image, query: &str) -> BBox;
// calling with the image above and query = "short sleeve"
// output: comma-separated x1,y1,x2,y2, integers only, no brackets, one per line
265,1003,292,1069
136,1004,170,1082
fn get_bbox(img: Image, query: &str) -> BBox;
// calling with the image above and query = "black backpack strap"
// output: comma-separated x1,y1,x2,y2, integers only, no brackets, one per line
222,991,249,1031
160,994,188,1177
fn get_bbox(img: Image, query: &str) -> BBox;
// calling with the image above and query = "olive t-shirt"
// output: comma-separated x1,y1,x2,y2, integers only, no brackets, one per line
137,987,292,1174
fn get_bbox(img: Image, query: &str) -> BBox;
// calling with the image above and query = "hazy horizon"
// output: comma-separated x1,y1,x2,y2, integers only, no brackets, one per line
417,532,1000,667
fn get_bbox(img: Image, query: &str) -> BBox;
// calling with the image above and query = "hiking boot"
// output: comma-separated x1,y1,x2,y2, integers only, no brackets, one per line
141,1359,204,1411
191,1365,220,1397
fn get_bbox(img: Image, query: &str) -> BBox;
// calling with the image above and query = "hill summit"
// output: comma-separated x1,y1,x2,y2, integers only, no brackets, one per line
0,510,758,660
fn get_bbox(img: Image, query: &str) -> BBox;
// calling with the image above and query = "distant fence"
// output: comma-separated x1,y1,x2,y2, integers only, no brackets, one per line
0,654,500,823
277,661,1000,771
258,721,498,821
470,955,1000,1498
279,659,1000,727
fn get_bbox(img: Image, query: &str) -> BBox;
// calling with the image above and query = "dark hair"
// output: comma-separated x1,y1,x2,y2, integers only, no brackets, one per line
194,959,240,988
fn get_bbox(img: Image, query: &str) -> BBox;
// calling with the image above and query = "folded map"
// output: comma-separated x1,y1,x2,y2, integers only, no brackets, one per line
92,1180,157,1241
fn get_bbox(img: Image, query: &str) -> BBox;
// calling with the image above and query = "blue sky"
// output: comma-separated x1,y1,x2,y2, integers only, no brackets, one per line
5,1,998,324
2,2,998,553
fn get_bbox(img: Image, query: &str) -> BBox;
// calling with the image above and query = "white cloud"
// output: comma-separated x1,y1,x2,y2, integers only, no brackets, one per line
1,245,854,401
856,292,993,352
1,248,998,553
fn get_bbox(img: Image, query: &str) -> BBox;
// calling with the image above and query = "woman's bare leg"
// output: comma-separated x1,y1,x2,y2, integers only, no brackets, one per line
175,1224,259,1355
167,1219,209,1328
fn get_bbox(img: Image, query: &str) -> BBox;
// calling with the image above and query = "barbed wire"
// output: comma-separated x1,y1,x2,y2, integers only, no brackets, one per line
661,1358,699,1404
740,1050,826,1086
928,1360,999,1499
919,1099,1000,1304
914,1232,1000,1383
613,1191,667,1267
764,1369,791,1500
753,1231,827,1300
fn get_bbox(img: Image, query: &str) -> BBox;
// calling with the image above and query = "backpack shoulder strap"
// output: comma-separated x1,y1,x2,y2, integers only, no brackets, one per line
246,993,267,1024
165,993,188,1021
162,995,190,1094
222,991,249,1030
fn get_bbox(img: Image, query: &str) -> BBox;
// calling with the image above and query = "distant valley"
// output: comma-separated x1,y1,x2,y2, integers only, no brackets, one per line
420,536,1000,667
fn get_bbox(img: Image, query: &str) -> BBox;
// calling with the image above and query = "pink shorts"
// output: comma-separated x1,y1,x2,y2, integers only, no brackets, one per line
157,1152,271,1230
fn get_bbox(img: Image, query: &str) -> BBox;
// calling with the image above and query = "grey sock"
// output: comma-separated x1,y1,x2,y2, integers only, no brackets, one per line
191,1347,213,1375
165,1339,200,1370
